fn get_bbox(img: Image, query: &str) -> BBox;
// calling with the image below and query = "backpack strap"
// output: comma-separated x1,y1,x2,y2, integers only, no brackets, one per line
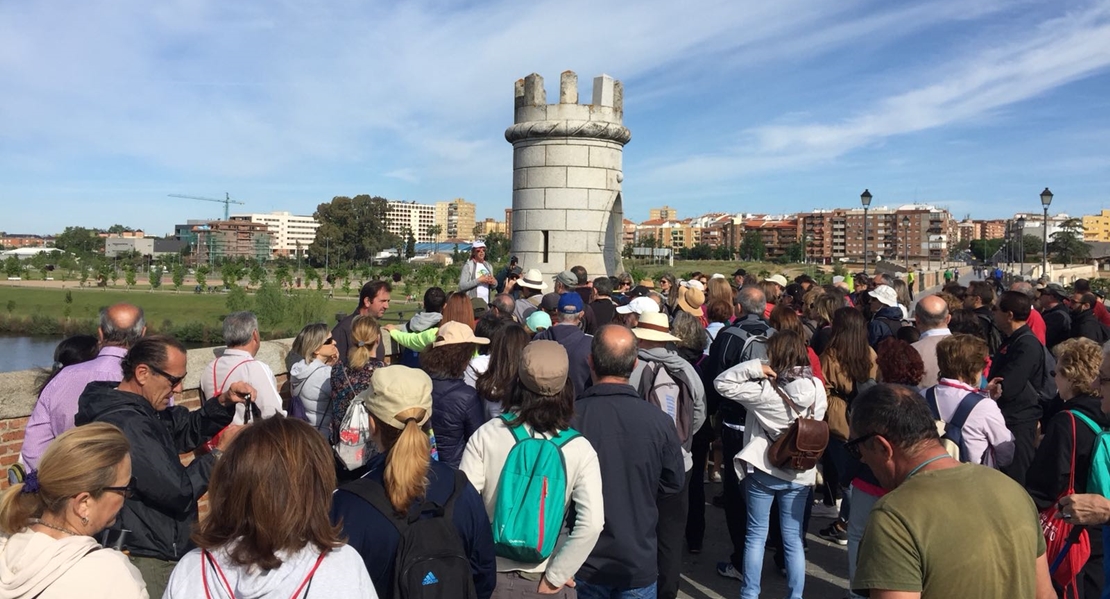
948,392,985,430
1071,410,1102,436
548,427,581,448
342,478,408,534
441,469,468,522
924,387,942,421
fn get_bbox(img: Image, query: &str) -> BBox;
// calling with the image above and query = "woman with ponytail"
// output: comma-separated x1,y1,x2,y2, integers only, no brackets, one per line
328,315,384,443
330,366,496,599
0,423,147,598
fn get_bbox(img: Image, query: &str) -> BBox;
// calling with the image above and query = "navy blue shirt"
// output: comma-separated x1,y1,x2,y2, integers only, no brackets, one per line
330,454,496,599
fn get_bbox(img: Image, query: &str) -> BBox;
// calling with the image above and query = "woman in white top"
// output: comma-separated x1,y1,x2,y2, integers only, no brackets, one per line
164,417,375,598
0,423,147,599
461,340,604,598
289,323,340,432
714,330,827,599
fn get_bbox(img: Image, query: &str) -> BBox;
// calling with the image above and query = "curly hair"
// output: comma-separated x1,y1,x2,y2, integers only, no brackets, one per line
419,343,476,379
875,337,924,386
669,311,707,352
1054,337,1102,397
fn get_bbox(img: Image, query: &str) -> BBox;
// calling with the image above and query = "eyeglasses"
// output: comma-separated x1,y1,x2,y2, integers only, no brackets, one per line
145,363,186,388
102,476,137,499
845,432,880,460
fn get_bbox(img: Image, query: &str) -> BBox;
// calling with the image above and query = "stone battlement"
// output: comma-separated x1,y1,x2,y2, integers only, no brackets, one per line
507,72,630,144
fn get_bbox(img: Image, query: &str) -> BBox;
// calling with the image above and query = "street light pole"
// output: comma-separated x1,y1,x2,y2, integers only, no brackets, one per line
902,215,910,274
1041,188,1053,281
324,237,330,285
861,189,873,274
1017,217,1026,280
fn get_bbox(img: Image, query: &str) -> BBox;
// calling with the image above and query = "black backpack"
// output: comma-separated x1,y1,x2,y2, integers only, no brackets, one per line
343,470,477,599
976,313,1004,355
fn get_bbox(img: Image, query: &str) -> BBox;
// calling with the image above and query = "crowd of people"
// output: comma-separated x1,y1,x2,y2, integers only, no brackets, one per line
4,249,1110,599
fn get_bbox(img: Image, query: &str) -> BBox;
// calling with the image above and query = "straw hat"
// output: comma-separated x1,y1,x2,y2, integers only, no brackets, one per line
632,312,681,342
677,287,705,317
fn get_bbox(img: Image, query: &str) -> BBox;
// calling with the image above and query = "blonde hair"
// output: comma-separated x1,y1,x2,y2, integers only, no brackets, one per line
706,278,733,306
348,315,381,369
1055,338,1103,397
292,323,330,362
0,423,130,534
760,281,782,306
376,408,432,514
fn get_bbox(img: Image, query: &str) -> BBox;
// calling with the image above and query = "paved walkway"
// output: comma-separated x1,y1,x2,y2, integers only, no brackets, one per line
677,480,849,598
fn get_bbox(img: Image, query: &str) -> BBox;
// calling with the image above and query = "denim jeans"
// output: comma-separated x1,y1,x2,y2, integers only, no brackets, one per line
741,469,808,599
573,580,657,599
846,484,880,599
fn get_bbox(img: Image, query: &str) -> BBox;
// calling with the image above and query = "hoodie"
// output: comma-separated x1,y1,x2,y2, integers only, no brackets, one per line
867,305,905,348
289,358,333,430
627,346,707,469
164,543,376,599
0,531,146,599
403,311,442,333
74,382,235,561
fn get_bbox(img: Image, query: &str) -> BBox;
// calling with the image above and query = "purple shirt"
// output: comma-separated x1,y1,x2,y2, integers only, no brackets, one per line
21,346,126,469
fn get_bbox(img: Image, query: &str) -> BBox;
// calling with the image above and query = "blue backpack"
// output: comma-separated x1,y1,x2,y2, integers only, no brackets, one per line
925,388,984,463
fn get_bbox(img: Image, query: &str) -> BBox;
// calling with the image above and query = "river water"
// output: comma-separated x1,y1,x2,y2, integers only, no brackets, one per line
0,336,64,373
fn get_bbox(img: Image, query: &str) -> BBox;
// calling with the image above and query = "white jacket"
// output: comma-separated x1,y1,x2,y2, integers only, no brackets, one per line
289,358,333,429
714,360,827,486
0,531,147,599
460,417,604,588
165,543,375,599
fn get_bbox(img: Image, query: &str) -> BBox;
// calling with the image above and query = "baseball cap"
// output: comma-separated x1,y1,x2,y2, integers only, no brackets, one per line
540,292,561,312
1044,283,1068,299
732,268,747,277
557,292,584,315
617,296,660,315
518,341,569,396
682,279,705,291
362,365,433,430
526,311,552,332
868,285,899,308
433,321,491,347
471,297,488,318
554,270,578,288
471,241,486,249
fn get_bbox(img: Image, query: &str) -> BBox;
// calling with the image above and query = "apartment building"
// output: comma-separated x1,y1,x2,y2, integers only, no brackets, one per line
229,211,319,258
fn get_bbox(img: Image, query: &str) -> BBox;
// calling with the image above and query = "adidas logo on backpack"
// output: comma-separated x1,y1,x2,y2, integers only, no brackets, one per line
422,572,439,586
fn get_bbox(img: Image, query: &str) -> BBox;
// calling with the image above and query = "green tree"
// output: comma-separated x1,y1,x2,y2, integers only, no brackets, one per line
172,263,185,292
274,262,291,289
3,256,22,278
107,224,134,234
195,265,209,290
309,195,399,267
149,265,163,291
78,266,89,287
739,231,766,261
969,238,1006,262
53,227,104,257
254,282,287,328
482,232,511,263
427,225,443,255
1049,218,1090,264
226,286,253,313
124,265,136,290
220,261,244,289
405,229,416,259
687,243,713,260
783,242,804,264
249,262,266,288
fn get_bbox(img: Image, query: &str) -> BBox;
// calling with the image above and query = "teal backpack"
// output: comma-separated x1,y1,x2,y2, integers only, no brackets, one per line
1070,411,1110,497
491,414,579,563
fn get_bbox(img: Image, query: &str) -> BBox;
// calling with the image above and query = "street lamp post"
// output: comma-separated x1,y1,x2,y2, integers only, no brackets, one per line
861,189,873,274
1017,217,1026,280
1041,188,1053,281
902,215,910,274
324,237,330,285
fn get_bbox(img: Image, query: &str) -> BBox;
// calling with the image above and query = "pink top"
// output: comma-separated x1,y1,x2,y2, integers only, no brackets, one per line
930,378,1015,468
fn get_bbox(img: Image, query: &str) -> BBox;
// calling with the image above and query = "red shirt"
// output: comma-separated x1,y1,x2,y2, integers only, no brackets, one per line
1095,300,1110,328
1026,309,1047,345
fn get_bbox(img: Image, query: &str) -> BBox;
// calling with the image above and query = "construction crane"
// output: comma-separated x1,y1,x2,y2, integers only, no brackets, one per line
168,193,245,220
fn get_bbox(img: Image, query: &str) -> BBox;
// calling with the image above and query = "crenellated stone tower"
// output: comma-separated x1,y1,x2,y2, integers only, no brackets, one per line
505,71,630,281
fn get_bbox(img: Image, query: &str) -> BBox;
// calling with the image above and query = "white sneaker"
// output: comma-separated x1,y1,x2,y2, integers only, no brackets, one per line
710,471,721,483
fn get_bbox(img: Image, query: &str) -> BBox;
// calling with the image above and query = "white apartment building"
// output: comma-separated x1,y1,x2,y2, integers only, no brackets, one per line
386,201,439,243
229,211,319,258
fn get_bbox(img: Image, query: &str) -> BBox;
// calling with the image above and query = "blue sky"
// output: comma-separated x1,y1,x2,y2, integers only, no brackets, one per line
3,0,1110,236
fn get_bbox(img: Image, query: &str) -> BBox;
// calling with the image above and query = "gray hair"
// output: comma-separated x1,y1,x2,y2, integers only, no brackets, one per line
223,311,259,347
99,306,145,348
557,312,581,325
1010,281,1035,299
736,285,767,317
670,311,708,351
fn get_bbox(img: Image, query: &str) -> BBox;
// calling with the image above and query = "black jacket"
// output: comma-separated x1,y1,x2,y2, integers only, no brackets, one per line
571,383,685,589
701,314,774,423
1027,395,1110,510
429,376,485,468
987,325,1045,426
1043,303,1073,350
1072,309,1109,345
74,381,234,560
534,324,594,396
590,298,618,329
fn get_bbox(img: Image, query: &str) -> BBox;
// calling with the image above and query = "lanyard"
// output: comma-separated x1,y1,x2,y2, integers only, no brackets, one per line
202,550,325,599
903,454,950,484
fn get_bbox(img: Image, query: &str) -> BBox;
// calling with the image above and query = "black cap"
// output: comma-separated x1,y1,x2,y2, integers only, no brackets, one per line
629,285,652,298
732,268,747,277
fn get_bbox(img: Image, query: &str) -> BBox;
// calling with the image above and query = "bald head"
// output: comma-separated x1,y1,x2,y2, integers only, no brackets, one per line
914,295,949,331
99,303,146,348
589,325,639,382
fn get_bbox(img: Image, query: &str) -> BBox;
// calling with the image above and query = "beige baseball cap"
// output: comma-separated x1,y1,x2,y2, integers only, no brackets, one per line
518,340,569,396
362,365,433,430
433,321,491,347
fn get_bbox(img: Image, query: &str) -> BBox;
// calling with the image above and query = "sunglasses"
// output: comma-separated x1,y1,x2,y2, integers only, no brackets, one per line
845,432,880,460
102,476,137,499
324,337,336,345
146,363,186,388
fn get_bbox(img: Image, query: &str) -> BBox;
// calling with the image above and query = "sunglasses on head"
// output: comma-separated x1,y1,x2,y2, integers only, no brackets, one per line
145,363,185,387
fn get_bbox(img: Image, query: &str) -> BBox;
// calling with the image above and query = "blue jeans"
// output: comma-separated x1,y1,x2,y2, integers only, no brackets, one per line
573,580,656,599
846,484,880,599
741,469,808,599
